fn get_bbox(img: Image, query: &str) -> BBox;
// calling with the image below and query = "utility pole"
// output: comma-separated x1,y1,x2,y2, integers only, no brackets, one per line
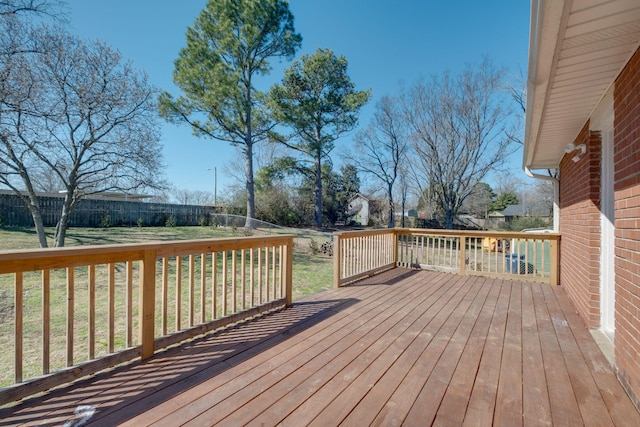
208,167,217,206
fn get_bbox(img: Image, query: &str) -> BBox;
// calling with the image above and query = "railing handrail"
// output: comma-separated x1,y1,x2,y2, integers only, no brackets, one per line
396,228,560,240
0,236,296,274
333,228,560,239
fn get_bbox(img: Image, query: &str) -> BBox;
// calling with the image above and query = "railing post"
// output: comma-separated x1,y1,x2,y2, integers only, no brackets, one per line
333,233,342,288
550,236,559,285
139,249,156,360
285,239,293,306
393,229,399,266
459,235,466,275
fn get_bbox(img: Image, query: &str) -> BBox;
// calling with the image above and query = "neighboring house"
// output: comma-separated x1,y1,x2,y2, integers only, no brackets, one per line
487,204,524,228
525,0,640,409
347,194,369,226
495,203,526,220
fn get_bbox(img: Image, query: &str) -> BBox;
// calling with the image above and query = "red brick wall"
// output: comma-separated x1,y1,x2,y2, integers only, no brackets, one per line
613,46,640,408
559,123,602,328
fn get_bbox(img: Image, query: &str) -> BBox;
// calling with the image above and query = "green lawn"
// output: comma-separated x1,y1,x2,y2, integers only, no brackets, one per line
0,225,334,299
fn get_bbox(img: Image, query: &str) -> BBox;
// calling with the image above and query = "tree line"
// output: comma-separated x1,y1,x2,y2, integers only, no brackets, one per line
1,0,524,247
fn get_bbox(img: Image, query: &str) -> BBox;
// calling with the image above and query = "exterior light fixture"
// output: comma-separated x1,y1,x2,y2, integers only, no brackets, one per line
565,143,586,162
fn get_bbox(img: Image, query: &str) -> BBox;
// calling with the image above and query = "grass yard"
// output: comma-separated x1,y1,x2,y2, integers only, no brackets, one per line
0,225,334,298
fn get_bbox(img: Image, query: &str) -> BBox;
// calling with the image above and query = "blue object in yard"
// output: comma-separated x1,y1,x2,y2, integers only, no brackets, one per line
505,253,534,274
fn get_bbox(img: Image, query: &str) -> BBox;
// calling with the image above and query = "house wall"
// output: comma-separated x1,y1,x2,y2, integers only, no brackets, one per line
559,123,602,328
613,46,640,407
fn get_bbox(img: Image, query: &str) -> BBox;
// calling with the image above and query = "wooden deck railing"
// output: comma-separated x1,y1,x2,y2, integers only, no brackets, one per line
333,229,397,286
334,229,559,287
0,235,294,406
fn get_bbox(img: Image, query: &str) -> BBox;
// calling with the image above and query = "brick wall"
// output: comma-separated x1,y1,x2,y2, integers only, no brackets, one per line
613,45,640,408
559,123,602,328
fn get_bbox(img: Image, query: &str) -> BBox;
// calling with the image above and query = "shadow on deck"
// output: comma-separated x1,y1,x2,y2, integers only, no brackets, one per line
1,268,638,426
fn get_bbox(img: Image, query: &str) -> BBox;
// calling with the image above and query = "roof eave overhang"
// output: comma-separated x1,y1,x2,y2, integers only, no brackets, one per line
524,0,640,171
523,0,571,171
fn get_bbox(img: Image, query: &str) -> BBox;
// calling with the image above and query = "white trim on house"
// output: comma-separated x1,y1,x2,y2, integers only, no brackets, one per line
592,89,616,341
524,0,640,170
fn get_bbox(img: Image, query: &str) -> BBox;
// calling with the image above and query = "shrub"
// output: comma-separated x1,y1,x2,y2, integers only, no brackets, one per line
309,238,320,255
100,213,111,228
165,215,176,227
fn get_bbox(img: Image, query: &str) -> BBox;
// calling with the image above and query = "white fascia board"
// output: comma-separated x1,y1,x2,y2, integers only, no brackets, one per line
523,0,571,169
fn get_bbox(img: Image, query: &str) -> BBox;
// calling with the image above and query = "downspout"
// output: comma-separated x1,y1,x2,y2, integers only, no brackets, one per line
525,166,559,232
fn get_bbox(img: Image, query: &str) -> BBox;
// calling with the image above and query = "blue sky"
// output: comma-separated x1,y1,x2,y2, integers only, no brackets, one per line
65,0,531,196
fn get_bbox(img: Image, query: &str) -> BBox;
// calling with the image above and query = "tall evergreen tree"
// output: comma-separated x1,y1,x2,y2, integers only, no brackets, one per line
160,0,301,228
269,48,369,227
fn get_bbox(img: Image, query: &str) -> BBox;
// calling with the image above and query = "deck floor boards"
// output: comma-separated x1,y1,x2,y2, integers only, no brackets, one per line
1,269,639,426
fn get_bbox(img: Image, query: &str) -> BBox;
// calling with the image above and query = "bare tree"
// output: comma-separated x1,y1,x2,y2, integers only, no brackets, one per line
348,95,408,228
0,24,165,247
0,0,64,18
402,58,518,229
172,189,213,205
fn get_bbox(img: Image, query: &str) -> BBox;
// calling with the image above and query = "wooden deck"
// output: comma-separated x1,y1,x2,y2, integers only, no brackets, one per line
1,269,639,426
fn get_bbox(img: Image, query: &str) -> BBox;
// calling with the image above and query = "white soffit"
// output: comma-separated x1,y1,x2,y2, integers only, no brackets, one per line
524,0,640,170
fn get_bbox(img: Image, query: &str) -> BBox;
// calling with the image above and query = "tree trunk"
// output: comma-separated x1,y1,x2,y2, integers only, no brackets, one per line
244,142,256,229
28,201,48,248
387,182,395,229
21,178,48,248
54,192,74,247
314,155,323,228
444,208,455,230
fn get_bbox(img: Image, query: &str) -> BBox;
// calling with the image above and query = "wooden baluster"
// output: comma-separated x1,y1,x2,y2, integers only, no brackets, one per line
161,258,168,335
66,267,74,367
222,251,228,315
232,250,237,312
189,255,195,327
241,249,247,309
42,270,50,375
105,263,114,349
271,246,277,301
175,257,182,331
212,252,218,319
88,265,96,359
250,248,255,306
201,254,207,324
258,248,263,303
126,261,133,346
15,272,23,383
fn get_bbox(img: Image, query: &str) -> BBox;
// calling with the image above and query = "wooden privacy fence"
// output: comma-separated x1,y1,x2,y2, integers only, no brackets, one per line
334,229,559,287
0,235,294,406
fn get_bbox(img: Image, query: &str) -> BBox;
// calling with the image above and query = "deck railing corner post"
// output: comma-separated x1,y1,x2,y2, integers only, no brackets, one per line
285,238,293,306
459,235,467,275
333,233,342,288
550,236,560,286
139,248,157,360
393,229,399,266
